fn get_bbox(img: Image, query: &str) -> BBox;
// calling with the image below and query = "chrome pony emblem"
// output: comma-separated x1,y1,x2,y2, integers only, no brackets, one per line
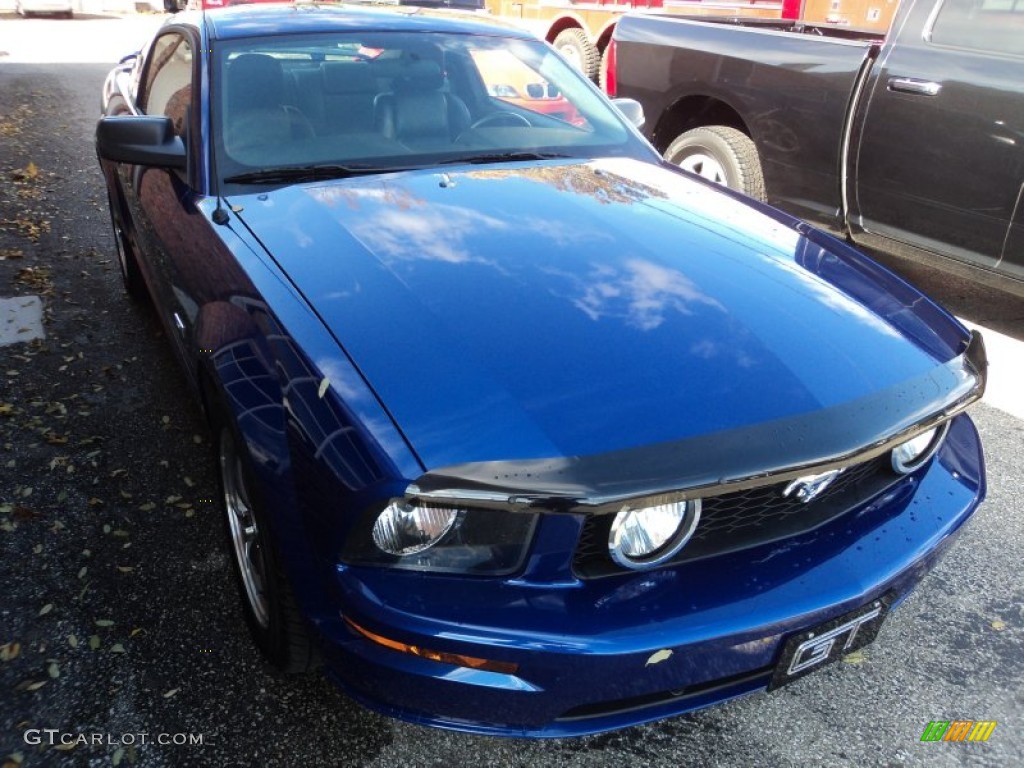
783,468,845,504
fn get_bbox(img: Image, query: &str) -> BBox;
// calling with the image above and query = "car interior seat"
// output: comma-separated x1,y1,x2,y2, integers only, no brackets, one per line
224,52,315,162
320,60,379,134
374,59,471,150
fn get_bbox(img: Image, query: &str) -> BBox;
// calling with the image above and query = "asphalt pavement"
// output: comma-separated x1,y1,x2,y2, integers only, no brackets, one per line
1,12,1022,768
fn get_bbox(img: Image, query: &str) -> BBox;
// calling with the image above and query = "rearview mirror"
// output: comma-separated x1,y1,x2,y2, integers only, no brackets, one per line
96,116,186,169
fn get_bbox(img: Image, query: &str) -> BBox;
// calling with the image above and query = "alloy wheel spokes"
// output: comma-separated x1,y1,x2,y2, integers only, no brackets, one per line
221,431,271,629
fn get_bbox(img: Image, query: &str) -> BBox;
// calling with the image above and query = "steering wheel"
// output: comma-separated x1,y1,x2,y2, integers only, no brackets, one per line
470,111,532,130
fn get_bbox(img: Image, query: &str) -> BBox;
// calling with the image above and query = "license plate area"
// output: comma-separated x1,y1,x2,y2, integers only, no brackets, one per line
768,594,892,691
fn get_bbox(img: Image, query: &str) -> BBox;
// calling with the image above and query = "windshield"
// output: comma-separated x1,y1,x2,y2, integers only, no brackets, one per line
213,31,652,185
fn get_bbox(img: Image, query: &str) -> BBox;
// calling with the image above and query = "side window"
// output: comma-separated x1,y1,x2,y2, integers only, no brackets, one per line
930,0,1024,57
139,32,194,136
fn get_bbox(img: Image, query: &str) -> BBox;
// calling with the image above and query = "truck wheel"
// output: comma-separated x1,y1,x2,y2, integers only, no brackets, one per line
665,126,766,201
554,29,600,81
598,48,610,93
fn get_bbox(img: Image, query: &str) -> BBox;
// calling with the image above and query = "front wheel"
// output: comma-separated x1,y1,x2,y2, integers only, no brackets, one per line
664,126,766,201
218,422,317,673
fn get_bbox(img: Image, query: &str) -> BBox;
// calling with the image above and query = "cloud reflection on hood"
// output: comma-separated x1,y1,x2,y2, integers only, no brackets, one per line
561,258,725,331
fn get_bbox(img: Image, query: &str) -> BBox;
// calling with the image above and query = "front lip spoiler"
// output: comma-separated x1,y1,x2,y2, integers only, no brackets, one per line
404,331,987,515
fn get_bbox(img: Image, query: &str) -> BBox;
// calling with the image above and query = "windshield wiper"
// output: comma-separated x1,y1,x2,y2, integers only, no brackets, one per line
223,163,398,184
441,151,572,166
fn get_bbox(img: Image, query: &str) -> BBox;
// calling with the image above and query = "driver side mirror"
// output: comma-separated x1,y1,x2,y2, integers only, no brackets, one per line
96,116,186,169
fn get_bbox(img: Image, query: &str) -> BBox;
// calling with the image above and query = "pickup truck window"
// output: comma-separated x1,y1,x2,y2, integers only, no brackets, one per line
930,0,1024,57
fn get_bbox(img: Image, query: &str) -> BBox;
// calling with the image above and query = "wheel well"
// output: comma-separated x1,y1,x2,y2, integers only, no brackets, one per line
652,97,749,154
595,21,617,55
546,18,584,44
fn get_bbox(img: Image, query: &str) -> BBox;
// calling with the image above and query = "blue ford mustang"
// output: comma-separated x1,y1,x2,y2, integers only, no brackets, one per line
96,3,987,737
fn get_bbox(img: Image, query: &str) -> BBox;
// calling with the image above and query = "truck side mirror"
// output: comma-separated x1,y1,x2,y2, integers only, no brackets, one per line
611,98,645,130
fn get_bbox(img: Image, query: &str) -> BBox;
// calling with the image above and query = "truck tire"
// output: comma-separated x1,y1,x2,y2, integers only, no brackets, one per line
599,48,610,93
554,28,600,81
665,126,766,201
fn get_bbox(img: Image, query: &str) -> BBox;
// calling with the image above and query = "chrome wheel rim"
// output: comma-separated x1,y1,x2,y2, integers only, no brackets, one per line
220,429,270,628
678,152,727,185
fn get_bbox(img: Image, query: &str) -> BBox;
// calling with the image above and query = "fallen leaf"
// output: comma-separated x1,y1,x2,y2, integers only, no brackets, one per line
645,649,673,666
110,644,126,654
68,635,78,649
163,688,179,698
318,377,330,399
88,635,101,650
0,641,20,661
37,603,53,617
94,619,114,627
843,650,867,664
47,662,59,679
991,619,1007,631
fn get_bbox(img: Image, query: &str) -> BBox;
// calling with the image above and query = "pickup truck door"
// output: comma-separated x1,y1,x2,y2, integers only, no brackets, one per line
849,0,1024,283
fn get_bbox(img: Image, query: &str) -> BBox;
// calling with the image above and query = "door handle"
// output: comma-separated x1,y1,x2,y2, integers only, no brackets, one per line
887,77,942,96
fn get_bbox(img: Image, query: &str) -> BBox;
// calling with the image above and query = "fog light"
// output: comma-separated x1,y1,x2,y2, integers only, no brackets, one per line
891,422,949,474
608,499,701,570
372,502,459,555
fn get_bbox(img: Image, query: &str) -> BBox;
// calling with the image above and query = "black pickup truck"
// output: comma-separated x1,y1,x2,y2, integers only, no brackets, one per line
609,0,1024,296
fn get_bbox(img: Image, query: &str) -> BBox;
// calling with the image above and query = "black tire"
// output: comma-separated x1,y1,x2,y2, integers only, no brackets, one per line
553,28,600,82
598,47,610,93
664,125,766,201
216,419,318,674
105,190,148,302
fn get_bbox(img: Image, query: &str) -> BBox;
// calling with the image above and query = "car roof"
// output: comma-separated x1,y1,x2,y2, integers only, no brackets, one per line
179,2,536,42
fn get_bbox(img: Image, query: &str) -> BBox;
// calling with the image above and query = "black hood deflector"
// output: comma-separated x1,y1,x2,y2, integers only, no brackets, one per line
406,332,987,515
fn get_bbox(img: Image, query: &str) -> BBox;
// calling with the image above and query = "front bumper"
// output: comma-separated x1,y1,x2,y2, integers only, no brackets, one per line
317,414,984,736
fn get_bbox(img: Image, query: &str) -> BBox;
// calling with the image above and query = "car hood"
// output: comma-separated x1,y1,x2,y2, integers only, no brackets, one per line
233,158,975,477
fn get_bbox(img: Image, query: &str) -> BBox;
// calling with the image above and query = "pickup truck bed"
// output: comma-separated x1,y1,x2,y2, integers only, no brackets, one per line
615,15,882,227
611,0,1024,296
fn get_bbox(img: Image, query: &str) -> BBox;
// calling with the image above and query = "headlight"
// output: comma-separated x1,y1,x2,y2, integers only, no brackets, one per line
608,498,701,570
891,421,950,474
343,502,537,575
372,502,459,556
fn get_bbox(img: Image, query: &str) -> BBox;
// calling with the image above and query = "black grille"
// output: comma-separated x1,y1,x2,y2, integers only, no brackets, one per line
573,455,899,579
